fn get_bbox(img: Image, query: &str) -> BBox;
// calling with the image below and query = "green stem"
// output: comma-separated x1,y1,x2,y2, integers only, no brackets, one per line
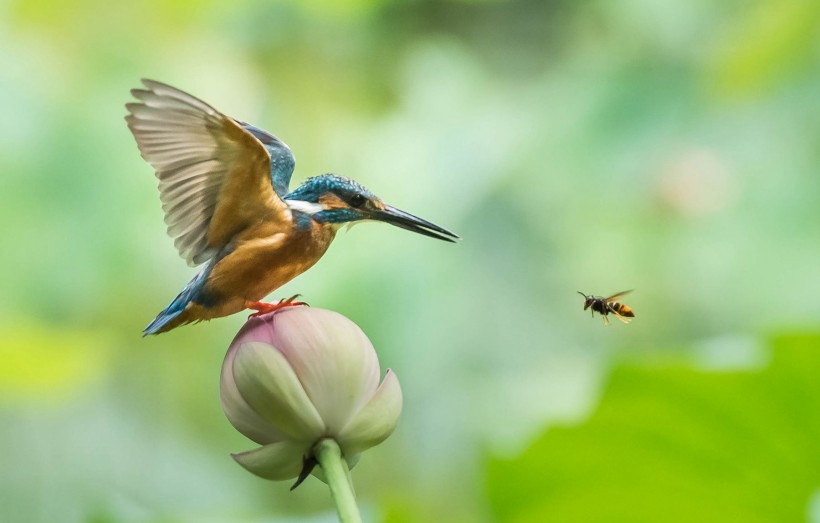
314,438,362,523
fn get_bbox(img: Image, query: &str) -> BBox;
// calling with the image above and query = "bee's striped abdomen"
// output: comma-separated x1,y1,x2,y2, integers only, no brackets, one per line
609,302,635,317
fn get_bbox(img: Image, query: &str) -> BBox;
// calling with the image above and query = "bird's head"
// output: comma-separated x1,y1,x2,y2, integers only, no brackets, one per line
284,174,459,242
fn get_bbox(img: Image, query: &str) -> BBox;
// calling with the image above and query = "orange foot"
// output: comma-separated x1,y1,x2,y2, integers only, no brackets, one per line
245,295,308,319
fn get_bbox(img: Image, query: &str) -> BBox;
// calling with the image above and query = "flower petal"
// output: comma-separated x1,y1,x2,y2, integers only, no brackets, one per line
220,340,286,445
338,369,402,456
231,441,309,480
232,341,324,441
269,308,381,435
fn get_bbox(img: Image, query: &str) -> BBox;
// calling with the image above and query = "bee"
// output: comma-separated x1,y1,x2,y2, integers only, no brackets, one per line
577,290,635,325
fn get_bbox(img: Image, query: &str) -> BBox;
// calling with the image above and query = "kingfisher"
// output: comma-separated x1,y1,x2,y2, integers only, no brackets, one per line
126,79,459,335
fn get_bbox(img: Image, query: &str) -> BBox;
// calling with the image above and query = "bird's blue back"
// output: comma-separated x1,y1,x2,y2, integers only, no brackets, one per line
236,120,295,197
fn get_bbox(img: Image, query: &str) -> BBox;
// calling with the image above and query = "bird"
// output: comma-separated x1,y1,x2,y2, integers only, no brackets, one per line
125,79,459,335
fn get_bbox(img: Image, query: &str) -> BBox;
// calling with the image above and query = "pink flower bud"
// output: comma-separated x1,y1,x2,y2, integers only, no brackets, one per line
220,307,402,481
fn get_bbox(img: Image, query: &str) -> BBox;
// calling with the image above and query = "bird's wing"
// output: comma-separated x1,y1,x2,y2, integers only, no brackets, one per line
126,79,290,266
233,120,295,198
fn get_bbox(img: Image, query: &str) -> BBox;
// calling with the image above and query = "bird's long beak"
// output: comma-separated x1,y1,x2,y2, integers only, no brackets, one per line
373,205,460,242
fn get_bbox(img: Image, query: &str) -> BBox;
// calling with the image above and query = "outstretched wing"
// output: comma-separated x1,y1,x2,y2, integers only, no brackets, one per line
125,79,290,266
604,290,633,303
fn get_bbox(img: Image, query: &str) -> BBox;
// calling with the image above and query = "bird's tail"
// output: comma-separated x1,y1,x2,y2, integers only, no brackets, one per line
143,305,189,335
143,261,214,336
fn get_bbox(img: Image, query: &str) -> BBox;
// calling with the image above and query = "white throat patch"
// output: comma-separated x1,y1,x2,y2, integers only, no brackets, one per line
286,200,325,215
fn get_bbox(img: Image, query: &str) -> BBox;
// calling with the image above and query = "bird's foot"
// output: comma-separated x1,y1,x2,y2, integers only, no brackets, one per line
245,295,308,318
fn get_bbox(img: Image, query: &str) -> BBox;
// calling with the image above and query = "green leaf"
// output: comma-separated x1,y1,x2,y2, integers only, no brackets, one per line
487,333,820,522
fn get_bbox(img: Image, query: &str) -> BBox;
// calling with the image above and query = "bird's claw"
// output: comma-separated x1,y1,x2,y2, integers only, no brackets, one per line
245,295,308,319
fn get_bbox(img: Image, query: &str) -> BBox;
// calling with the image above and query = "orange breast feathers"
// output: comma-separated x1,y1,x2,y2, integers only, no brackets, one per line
201,218,337,313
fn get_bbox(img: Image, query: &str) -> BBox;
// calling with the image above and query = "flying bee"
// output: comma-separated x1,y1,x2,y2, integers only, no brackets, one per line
577,290,635,325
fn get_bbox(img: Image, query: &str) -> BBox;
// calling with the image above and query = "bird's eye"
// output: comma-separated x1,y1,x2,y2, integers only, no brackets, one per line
350,194,367,208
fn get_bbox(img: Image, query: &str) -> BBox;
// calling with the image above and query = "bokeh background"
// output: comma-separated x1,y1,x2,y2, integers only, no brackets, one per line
2,0,819,521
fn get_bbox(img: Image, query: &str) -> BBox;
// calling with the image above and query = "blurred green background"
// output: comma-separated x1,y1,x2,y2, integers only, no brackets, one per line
2,0,819,521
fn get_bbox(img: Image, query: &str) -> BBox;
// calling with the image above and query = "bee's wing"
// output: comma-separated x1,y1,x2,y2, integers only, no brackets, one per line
604,290,633,303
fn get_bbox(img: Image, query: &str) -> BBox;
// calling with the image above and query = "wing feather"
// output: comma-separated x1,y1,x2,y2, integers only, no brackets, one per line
126,79,289,266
